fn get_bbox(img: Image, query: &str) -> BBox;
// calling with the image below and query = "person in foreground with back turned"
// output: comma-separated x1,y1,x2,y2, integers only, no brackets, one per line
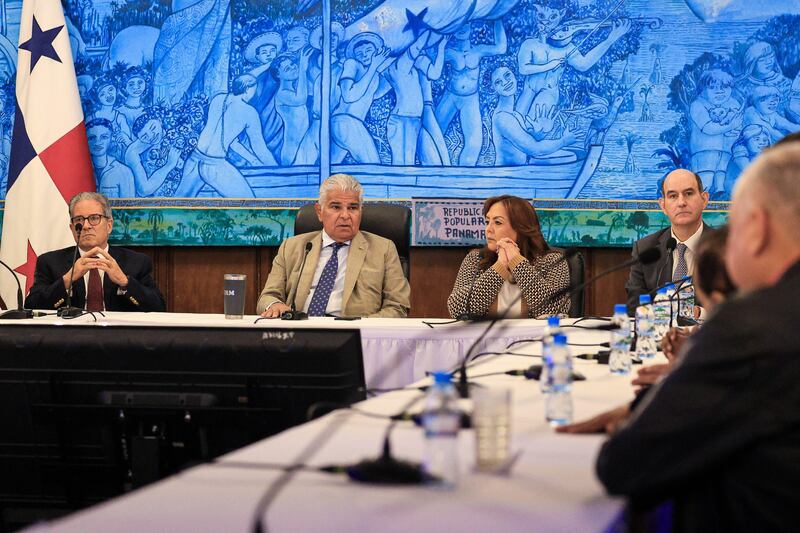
579,144,800,531
446,195,569,319
26,192,165,312
625,168,710,314
257,173,410,318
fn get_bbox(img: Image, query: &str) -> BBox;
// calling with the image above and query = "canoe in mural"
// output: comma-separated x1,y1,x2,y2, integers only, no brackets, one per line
240,143,603,199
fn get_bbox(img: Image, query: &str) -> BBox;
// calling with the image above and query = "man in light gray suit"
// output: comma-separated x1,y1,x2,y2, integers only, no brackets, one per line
257,174,410,318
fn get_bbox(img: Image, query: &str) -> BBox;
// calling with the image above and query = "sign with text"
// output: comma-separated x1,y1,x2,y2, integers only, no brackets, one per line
412,199,486,247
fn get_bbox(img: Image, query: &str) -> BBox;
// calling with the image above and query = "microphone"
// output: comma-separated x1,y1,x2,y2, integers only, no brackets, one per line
58,223,86,318
456,251,483,321
652,237,676,293
0,259,33,319
281,241,313,321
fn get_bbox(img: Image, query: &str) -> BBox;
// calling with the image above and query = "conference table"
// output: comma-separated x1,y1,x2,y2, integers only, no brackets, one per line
18,316,665,532
0,312,548,390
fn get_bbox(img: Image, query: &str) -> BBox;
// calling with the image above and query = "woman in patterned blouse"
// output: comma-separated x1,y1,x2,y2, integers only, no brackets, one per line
446,195,570,319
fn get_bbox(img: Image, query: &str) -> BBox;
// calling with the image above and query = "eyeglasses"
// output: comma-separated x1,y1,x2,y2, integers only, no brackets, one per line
71,214,108,226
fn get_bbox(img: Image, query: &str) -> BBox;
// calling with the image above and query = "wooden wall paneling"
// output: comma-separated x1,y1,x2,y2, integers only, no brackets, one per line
408,247,469,318
584,248,631,316
169,247,260,314
117,246,635,318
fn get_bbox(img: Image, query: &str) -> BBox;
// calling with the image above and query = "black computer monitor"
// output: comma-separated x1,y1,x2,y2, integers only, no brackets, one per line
0,324,365,529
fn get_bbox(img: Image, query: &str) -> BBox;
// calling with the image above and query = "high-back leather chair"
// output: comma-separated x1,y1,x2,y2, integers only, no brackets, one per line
552,247,585,317
294,203,412,280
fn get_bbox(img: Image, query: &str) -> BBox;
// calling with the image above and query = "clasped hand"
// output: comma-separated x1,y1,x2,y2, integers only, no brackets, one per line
63,247,128,288
495,238,521,267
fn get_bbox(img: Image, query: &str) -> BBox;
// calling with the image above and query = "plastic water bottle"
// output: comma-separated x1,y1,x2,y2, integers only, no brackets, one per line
609,303,632,375
678,276,695,319
665,282,678,327
635,294,657,360
545,334,573,426
423,371,460,487
653,287,670,342
539,316,561,393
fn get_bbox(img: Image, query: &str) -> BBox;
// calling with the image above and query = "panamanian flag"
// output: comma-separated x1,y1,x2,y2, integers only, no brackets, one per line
0,0,93,310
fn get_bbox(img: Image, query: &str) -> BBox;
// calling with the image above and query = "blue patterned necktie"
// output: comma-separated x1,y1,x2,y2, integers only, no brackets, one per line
673,242,688,281
307,242,346,316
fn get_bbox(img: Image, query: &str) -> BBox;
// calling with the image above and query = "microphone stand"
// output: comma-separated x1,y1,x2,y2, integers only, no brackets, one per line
0,259,33,319
281,242,313,321
58,225,86,318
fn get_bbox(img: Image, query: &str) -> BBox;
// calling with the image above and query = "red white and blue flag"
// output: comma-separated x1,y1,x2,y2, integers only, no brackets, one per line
0,0,93,309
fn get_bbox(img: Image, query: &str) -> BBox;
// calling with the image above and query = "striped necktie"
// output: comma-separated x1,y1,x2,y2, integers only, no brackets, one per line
307,242,346,316
673,243,688,282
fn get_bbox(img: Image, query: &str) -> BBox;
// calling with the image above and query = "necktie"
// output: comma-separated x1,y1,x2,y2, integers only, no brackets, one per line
673,243,688,281
307,242,346,317
86,268,104,312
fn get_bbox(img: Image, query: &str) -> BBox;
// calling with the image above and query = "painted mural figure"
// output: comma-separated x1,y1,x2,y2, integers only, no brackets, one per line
152,0,231,104
489,66,582,166
743,85,800,143
436,20,507,166
726,123,770,191
688,69,742,194
87,118,136,198
115,67,151,139
418,36,451,166
296,23,345,166
331,33,392,164
245,31,285,162
88,75,132,160
385,31,447,166
175,75,272,198
124,109,183,197
735,42,792,111
516,4,630,127
273,49,313,165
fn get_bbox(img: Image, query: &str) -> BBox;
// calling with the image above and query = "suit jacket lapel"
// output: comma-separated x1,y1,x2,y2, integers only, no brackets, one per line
64,247,86,307
342,232,368,309
294,234,322,312
658,229,674,286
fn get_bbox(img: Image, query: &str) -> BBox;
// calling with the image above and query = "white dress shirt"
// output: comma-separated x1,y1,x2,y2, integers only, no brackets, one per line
670,224,704,280
497,281,523,318
301,230,351,316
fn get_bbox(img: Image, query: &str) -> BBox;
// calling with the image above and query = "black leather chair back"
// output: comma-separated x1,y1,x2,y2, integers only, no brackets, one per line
552,247,585,317
294,203,411,280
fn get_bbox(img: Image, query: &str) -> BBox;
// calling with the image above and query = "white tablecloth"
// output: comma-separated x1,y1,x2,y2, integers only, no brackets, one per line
38,324,665,533
1,313,545,390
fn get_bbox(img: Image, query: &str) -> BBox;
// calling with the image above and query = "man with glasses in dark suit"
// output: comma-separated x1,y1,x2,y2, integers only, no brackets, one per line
26,192,165,312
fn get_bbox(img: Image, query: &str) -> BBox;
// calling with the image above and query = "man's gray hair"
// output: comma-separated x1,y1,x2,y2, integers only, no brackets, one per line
69,192,112,219
735,143,800,240
318,173,363,206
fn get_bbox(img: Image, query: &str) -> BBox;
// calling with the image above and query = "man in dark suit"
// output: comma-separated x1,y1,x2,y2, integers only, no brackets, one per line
26,192,165,312
594,144,800,531
625,168,709,313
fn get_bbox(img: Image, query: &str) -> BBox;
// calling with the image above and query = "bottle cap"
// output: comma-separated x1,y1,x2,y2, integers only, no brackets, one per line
666,283,676,290
613,303,627,314
681,275,692,282
553,334,567,345
547,316,560,327
432,371,452,385
657,287,668,294
639,294,652,305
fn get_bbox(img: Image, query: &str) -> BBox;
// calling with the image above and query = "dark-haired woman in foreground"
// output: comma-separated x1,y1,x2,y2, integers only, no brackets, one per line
446,195,570,319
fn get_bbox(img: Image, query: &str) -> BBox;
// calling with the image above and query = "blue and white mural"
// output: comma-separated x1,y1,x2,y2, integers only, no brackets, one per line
1,0,800,232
